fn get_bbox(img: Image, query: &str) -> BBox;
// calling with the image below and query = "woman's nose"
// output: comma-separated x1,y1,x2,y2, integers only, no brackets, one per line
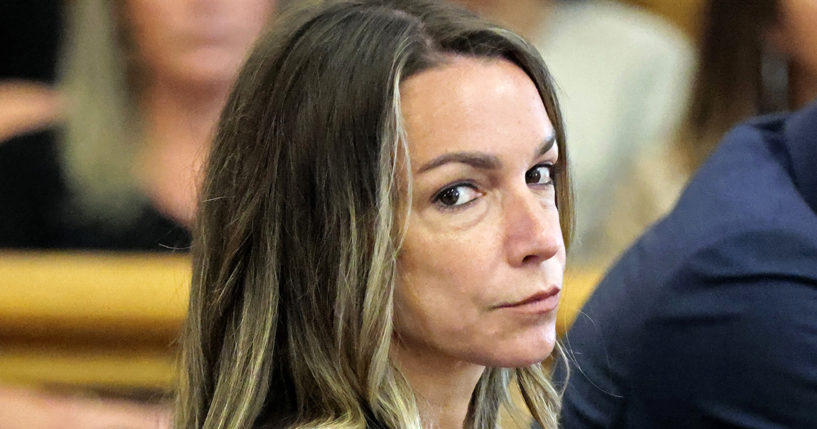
504,190,563,267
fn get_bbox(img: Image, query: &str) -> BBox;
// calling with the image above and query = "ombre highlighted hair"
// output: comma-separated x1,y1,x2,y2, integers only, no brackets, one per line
176,1,573,428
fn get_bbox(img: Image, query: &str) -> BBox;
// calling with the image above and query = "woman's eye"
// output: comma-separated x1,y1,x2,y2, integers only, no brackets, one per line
526,164,554,186
434,184,481,208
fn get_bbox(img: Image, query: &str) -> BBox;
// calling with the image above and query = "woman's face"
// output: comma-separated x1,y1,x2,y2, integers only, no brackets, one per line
394,57,565,368
124,0,274,87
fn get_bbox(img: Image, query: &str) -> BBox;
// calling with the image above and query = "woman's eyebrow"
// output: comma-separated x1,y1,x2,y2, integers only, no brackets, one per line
416,151,501,173
535,133,557,159
416,135,557,174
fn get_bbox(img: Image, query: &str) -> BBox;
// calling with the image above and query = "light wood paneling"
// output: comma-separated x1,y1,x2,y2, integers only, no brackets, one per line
0,252,189,344
0,251,601,389
0,346,174,391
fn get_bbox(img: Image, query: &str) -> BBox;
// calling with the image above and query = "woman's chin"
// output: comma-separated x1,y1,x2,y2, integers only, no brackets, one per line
475,330,557,368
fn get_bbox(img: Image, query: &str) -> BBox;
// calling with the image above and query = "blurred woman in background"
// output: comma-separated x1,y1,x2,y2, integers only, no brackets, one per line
626,0,817,246
0,1,274,428
0,0,274,250
680,0,817,172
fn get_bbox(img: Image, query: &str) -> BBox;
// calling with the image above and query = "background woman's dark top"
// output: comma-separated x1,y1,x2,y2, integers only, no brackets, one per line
0,129,190,250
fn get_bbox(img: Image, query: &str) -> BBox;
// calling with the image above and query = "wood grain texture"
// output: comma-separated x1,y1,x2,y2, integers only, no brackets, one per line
0,251,600,389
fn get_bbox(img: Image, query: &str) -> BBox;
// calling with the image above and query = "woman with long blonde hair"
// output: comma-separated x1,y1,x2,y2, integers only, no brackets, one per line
177,1,573,427
0,0,274,249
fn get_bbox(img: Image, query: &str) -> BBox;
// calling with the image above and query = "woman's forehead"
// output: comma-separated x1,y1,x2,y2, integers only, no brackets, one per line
399,56,554,166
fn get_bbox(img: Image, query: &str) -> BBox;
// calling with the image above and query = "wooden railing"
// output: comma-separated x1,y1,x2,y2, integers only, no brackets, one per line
0,251,601,390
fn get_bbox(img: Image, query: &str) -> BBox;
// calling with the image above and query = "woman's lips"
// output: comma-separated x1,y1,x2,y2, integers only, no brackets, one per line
495,287,561,314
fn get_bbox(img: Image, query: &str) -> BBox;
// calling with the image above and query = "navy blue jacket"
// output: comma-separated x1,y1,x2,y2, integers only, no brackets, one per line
560,101,817,428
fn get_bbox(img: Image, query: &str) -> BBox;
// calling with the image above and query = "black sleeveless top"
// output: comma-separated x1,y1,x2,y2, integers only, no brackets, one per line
0,129,190,251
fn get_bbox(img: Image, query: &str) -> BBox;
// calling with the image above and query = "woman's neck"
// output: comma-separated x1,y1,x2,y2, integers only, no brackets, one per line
134,76,229,227
391,343,485,429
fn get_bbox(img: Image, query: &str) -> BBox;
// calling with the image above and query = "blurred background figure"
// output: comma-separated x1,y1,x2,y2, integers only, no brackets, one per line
560,0,817,426
625,0,817,245
0,0,275,427
450,0,694,271
678,0,817,175
0,0,274,250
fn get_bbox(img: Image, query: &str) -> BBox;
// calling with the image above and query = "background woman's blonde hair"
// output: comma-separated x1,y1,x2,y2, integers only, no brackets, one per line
176,1,573,428
60,0,143,225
